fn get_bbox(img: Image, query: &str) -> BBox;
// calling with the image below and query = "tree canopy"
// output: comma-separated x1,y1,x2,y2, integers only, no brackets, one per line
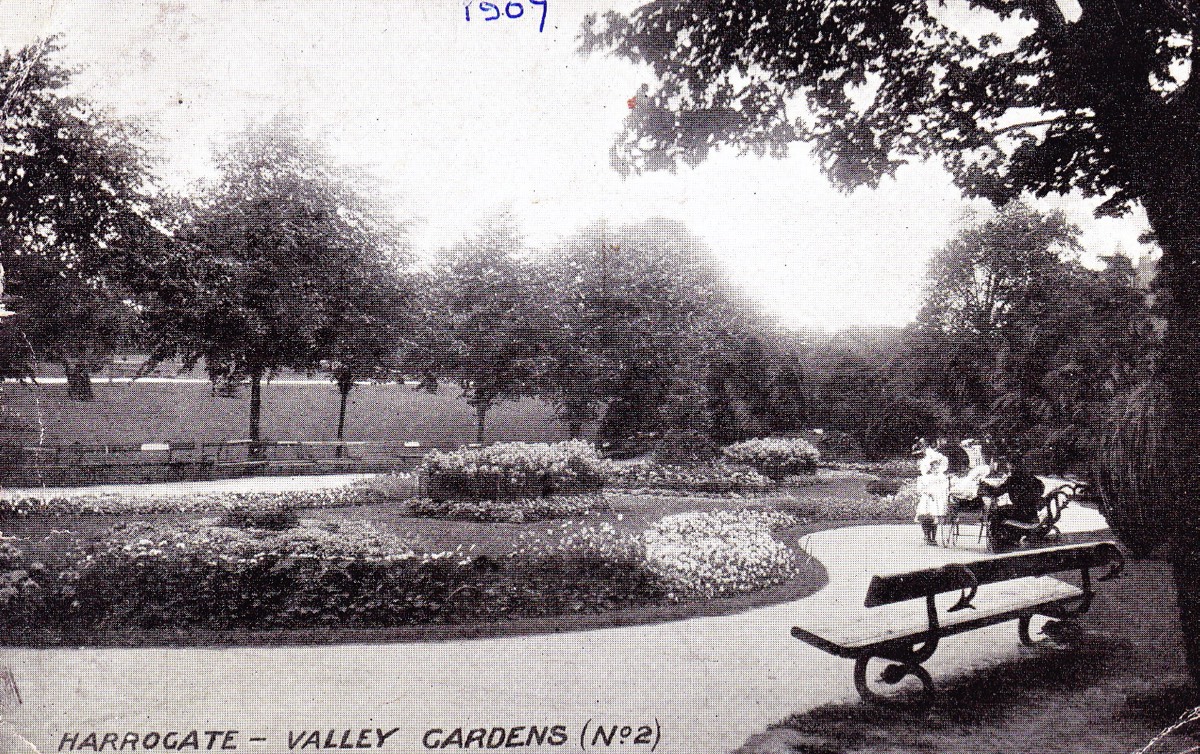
154,120,407,443
0,39,163,397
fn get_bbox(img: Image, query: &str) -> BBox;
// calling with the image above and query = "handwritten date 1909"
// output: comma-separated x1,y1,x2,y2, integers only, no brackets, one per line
464,0,548,33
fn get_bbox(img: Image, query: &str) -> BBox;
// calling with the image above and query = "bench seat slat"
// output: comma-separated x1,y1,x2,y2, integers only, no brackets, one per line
794,575,1083,656
863,542,1119,607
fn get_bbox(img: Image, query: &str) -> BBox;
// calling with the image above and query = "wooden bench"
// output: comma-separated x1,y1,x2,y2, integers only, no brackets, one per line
790,541,1124,705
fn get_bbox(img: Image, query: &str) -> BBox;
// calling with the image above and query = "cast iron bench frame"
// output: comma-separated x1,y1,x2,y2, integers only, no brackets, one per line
790,541,1124,705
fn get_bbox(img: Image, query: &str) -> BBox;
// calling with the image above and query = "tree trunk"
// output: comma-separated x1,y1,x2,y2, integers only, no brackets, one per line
336,380,353,458
64,362,94,401
1144,185,1200,683
248,369,263,459
475,402,489,444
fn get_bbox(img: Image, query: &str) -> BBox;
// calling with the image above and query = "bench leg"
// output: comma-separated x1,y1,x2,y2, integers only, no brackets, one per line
853,654,935,707
1019,614,1079,646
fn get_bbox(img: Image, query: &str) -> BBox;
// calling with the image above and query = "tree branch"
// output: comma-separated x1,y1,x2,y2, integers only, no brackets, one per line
986,114,1093,136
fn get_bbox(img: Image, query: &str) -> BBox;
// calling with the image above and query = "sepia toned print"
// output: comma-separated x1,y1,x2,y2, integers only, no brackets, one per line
0,2,1193,752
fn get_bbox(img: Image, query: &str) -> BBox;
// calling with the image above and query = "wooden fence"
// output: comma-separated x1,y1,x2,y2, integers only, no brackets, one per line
0,439,456,488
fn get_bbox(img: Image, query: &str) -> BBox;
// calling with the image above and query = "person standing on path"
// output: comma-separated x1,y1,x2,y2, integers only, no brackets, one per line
913,438,950,545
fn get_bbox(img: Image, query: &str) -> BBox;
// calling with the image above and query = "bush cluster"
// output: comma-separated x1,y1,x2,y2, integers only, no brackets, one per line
0,541,47,628
776,492,914,521
821,459,920,478
62,519,480,630
722,437,821,479
420,441,606,501
603,460,772,494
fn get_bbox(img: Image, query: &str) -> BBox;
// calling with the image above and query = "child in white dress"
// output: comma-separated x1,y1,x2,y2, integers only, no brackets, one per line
914,439,950,545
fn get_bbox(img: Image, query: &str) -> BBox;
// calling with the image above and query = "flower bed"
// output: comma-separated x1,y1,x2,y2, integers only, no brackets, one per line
775,492,914,521
603,460,772,494
821,459,919,478
643,509,799,599
421,441,606,501
0,506,807,635
408,494,610,523
63,518,483,630
0,475,412,516
722,438,820,479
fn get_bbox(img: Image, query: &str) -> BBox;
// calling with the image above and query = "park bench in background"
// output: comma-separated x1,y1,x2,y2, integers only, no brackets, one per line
791,541,1124,706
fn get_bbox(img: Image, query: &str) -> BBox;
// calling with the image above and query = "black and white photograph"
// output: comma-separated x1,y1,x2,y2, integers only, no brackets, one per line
0,1,1192,752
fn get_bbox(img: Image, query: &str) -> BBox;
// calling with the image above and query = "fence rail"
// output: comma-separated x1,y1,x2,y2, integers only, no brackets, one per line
0,439,461,488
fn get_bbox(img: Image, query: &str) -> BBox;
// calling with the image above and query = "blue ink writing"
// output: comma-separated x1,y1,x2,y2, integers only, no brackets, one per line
464,0,547,32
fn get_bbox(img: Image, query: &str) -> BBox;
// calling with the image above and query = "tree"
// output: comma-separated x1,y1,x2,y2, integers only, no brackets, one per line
584,1,1200,678
321,256,414,448
154,119,405,447
903,201,1152,467
539,218,763,451
421,212,545,443
0,39,161,398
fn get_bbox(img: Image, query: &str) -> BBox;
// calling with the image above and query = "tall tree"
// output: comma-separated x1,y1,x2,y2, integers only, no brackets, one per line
320,253,414,448
155,119,405,447
421,211,545,443
584,1,1200,677
540,218,762,451
0,39,161,398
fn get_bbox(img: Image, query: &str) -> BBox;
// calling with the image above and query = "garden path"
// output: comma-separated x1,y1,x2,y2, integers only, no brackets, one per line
0,505,1108,754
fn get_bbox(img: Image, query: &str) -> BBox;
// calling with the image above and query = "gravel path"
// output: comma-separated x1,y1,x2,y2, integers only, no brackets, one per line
0,505,1109,754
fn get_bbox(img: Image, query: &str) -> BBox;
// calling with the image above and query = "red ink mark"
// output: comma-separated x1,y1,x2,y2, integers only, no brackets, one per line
627,96,637,110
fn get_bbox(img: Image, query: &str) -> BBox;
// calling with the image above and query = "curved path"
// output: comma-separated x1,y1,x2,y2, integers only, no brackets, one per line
0,506,1109,754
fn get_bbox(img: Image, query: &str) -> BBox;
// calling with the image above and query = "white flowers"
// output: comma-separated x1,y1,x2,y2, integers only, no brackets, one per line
421,440,606,487
644,509,798,599
722,437,820,477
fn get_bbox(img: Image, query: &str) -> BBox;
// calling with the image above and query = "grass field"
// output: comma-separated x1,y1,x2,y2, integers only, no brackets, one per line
0,380,569,446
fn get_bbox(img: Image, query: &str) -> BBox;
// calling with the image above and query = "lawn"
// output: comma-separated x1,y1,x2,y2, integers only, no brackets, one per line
0,379,567,446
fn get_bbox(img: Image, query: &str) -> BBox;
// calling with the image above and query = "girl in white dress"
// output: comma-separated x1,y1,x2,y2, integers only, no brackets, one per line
914,439,950,545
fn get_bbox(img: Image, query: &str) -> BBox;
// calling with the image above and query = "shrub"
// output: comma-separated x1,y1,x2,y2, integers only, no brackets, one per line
603,460,773,494
776,490,914,521
420,441,606,501
67,519,482,630
0,540,48,628
865,478,904,497
650,428,721,465
643,509,799,599
722,437,821,479
822,459,919,478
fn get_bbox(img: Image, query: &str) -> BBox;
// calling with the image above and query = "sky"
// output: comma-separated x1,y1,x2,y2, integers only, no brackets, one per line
0,0,1158,331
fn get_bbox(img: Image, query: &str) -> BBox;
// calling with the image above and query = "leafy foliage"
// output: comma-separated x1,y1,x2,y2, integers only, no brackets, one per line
902,202,1153,468
417,211,546,442
0,39,165,397
151,119,408,441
